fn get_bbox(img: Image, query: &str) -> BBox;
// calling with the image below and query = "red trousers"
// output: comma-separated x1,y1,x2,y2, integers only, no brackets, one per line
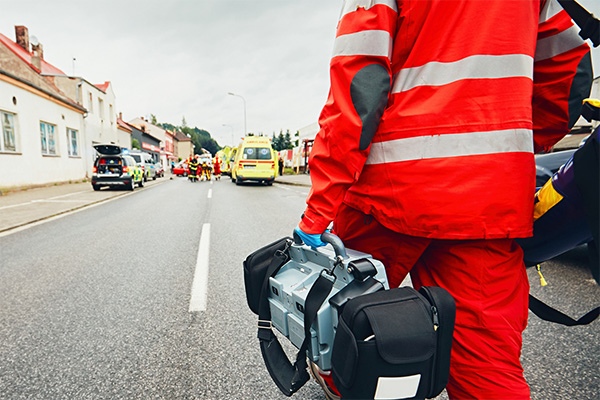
333,204,531,400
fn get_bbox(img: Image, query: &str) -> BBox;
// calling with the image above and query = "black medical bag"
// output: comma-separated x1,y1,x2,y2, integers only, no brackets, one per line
331,286,455,399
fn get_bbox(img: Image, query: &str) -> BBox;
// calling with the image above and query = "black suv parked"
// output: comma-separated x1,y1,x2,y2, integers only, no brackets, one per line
91,144,144,191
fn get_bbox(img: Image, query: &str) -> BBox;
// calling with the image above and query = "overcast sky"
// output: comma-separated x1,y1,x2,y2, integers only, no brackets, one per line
1,0,598,147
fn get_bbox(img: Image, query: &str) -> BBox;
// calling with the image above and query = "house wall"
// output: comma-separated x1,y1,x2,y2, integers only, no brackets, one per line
117,127,131,151
0,78,86,188
54,77,122,175
176,140,193,161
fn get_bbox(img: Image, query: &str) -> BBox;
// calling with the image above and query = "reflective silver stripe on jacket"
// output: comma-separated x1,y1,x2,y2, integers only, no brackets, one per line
539,0,563,23
391,54,533,94
535,25,586,62
339,0,398,20
332,30,393,59
365,129,534,165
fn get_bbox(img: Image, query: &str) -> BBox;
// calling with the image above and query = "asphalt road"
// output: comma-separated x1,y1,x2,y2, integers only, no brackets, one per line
0,177,598,399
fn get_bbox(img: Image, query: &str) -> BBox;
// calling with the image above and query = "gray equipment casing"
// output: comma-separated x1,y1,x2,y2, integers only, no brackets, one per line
268,242,388,371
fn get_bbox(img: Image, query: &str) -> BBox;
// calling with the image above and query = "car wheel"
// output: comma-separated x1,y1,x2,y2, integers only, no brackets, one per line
267,180,273,186
129,180,135,191
235,178,242,186
153,175,157,180
92,184,100,191
139,178,144,188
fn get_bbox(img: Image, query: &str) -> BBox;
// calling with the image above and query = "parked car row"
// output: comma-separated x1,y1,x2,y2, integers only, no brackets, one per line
91,144,165,191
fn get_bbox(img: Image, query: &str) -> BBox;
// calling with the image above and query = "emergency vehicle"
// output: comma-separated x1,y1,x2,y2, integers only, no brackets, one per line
231,136,277,185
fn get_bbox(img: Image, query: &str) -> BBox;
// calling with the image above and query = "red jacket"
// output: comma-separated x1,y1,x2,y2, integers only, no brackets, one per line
301,0,592,240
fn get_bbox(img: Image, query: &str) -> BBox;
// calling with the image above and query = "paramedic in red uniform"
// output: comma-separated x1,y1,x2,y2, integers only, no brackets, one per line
294,0,593,398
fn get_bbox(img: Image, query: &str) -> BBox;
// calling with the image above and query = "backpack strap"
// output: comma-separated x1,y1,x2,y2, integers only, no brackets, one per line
557,0,599,47
529,294,599,326
256,250,334,396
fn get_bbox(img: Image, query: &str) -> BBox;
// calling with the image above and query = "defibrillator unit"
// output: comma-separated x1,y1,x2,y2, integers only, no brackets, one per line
244,233,456,399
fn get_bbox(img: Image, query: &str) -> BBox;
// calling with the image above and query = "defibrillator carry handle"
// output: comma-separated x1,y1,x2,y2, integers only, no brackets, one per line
293,230,348,259
321,232,348,259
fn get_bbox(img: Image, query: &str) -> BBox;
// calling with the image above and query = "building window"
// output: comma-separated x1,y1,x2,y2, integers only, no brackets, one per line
67,128,79,156
98,98,104,120
1,111,17,152
40,122,57,155
88,93,93,112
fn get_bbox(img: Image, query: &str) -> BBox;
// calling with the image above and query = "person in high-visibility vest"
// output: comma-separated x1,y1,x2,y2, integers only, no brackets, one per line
188,157,199,182
294,1,593,399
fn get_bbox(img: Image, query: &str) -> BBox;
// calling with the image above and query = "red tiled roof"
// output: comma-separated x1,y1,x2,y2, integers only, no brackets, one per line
0,32,66,75
117,117,132,132
94,81,110,92
174,131,192,141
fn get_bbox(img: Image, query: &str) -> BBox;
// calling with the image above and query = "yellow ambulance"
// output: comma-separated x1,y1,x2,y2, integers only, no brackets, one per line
231,136,278,185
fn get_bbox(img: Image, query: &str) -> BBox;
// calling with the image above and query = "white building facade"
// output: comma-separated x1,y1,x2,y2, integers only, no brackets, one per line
0,26,129,189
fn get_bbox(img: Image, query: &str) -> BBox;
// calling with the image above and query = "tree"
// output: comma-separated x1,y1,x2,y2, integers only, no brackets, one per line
150,114,158,125
132,139,141,150
284,130,293,149
182,116,188,128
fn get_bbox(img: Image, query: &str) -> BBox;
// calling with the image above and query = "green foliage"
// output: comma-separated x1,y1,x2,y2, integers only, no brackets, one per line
272,129,294,151
182,126,221,155
150,115,222,156
132,138,141,150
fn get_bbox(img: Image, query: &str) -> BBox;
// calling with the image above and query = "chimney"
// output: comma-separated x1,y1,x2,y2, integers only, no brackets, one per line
31,42,42,71
15,26,29,52
119,112,123,120
31,42,43,60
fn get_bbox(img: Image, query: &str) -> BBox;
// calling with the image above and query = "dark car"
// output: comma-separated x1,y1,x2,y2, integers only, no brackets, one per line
92,144,144,191
534,149,576,187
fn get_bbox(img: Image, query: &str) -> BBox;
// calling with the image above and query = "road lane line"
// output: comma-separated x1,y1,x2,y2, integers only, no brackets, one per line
189,223,210,312
207,189,212,199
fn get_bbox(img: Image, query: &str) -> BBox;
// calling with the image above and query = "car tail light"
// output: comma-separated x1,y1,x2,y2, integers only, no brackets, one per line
93,166,97,173
123,166,129,173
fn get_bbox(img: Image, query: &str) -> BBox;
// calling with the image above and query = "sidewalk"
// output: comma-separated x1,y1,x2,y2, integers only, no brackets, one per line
275,173,311,187
0,176,168,235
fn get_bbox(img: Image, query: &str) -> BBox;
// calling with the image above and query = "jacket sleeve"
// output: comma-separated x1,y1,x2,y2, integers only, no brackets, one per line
533,0,593,153
300,0,398,233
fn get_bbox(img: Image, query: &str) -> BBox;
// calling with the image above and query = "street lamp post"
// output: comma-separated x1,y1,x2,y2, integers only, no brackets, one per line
222,124,234,146
227,92,246,137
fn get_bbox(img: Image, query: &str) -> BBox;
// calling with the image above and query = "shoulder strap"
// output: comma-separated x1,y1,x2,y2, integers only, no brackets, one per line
529,294,600,326
556,0,599,47
256,250,334,396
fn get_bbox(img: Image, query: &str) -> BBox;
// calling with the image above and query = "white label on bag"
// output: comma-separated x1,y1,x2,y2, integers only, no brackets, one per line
374,374,421,399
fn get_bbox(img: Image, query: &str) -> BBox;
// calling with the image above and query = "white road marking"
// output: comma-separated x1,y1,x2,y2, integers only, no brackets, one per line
48,190,88,200
207,189,212,199
189,223,211,312
31,199,88,203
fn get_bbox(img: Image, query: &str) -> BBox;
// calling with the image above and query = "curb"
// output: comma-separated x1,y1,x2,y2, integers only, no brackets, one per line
275,180,311,187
